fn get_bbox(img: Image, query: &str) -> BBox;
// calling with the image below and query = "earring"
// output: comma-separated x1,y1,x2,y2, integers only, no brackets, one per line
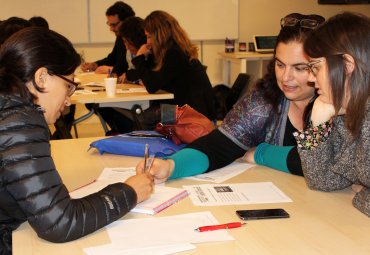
36,106,46,113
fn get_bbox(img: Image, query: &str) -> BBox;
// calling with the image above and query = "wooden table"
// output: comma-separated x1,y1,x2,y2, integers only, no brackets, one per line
218,52,273,86
12,137,370,255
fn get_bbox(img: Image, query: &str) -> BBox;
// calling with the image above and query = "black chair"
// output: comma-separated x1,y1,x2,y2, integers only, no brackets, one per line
226,73,251,111
213,73,251,120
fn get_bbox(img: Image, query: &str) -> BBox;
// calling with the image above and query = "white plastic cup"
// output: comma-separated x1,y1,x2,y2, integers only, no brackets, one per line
104,77,117,97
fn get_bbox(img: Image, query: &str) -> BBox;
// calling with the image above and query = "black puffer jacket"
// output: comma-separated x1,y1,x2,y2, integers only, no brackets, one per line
0,95,137,255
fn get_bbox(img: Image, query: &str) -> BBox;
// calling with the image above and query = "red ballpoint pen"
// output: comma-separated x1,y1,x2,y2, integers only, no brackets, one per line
195,222,246,232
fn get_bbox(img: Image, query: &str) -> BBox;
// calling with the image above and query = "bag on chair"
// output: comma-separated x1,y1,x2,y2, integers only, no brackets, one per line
155,104,215,145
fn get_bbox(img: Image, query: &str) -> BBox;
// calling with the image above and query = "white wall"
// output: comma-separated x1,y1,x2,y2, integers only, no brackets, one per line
75,0,370,85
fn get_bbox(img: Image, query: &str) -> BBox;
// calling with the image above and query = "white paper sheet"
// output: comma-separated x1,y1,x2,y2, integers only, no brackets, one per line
84,243,196,255
73,89,98,95
186,161,255,183
184,182,292,206
70,168,188,215
83,81,104,87
116,87,147,93
83,211,233,255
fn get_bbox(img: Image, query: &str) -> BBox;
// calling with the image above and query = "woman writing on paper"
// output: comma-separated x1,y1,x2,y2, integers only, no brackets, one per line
293,12,370,216
137,13,325,181
0,28,153,255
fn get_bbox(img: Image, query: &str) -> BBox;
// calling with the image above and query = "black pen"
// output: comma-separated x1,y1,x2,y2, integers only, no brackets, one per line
127,132,165,138
92,89,105,92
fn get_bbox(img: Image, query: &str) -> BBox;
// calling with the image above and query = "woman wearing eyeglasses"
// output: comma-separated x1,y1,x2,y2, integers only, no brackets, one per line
294,12,370,216
136,13,325,182
0,28,153,255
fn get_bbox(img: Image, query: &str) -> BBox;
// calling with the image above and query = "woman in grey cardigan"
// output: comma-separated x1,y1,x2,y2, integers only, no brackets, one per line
294,12,370,216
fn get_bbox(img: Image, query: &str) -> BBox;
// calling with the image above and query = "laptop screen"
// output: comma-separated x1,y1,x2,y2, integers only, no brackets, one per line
253,35,277,53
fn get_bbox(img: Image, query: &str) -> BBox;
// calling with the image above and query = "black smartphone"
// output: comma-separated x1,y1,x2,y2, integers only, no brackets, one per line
236,208,290,220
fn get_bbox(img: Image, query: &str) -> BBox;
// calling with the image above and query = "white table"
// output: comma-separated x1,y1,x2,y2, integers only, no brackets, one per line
71,73,173,136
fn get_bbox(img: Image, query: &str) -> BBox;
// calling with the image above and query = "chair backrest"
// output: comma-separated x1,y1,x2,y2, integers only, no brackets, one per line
212,84,231,120
226,73,251,111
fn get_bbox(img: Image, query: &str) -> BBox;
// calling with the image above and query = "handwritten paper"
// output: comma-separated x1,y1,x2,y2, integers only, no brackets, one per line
70,167,188,215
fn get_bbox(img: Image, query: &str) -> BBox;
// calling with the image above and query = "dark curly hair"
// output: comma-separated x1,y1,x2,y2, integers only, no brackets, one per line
254,13,324,126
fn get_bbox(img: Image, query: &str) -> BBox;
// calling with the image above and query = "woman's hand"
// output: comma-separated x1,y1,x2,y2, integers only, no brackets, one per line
311,96,346,126
118,73,126,84
94,65,113,74
81,62,98,72
136,158,175,184
311,96,336,127
136,44,151,57
351,184,364,193
124,173,154,203
243,147,256,164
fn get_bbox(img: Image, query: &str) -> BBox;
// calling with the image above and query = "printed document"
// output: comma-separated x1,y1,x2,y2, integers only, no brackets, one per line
184,182,292,206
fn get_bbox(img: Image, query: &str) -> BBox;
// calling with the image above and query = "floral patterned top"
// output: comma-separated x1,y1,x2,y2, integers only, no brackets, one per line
293,119,333,150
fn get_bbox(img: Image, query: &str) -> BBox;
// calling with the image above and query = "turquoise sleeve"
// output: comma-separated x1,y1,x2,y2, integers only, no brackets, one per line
254,143,294,173
165,148,209,180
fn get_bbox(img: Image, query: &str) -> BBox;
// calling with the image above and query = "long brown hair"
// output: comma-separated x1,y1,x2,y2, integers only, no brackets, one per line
143,10,198,70
304,12,370,137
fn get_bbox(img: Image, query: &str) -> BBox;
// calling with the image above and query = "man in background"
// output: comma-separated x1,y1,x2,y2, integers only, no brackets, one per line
81,1,134,76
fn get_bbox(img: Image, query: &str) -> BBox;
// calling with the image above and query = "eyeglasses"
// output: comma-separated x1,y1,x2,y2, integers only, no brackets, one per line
55,74,79,96
280,17,321,29
106,21,121,28
306,59,324,76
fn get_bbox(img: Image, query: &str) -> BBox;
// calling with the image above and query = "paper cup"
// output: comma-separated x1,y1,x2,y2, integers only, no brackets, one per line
104,77,117,97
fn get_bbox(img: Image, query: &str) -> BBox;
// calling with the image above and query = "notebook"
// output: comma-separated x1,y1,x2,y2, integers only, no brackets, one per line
69,167,188,215
253,35,277,53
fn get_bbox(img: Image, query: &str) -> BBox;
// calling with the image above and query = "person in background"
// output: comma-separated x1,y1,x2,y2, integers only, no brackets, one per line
134,10,216,124
118,16,146,84
293,12,370,216
136,13,325,182
80,1,134,76
0,17,30,45
29,16,49,29
0,27,153,255
99,10,217,134
92,16,147,135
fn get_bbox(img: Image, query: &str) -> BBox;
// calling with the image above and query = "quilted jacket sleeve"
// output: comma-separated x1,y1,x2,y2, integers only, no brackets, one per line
0,103,137,243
